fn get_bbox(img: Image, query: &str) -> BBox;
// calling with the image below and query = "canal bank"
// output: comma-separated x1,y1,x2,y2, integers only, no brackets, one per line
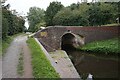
35,38,81,78
35,37,119,79
79,37,120,55
59,36,119,79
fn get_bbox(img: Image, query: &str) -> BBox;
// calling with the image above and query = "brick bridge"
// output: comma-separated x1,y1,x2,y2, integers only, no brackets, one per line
34,26,119,52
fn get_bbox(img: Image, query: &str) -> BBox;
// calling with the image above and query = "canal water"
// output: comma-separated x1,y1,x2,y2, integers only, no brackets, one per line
65,50,119,79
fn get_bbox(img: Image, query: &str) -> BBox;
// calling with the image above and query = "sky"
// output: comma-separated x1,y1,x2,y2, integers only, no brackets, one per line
5,0,93,28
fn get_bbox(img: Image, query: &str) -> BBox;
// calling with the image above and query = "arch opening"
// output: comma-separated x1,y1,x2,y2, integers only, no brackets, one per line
61,33,76,51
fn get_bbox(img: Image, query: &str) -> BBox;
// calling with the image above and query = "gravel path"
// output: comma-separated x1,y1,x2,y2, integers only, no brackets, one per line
2,35,33,78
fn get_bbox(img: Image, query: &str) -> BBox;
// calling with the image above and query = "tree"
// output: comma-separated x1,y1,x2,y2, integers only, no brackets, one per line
45,1,64,26
88,2,118,26
69,3,79,10
88,3,102,26
2,1,25,38
2,4,14,35
53,8,73,26
53,3,90,26
35,21,46,31
12,15,25,33
118,1,120,23
2,15,8,39
27,7,45,32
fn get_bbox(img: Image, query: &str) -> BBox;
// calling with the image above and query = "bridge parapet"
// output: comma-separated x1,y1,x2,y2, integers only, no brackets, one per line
34,26,119,52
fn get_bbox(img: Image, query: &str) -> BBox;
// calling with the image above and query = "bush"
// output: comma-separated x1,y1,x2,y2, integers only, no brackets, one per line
80,37,119,55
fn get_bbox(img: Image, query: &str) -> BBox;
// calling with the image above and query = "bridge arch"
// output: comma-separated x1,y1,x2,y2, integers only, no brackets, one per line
60,32,85,51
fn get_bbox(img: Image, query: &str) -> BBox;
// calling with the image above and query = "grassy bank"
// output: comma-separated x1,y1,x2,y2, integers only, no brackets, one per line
0,41,2,55
102,23,120,26
2,36,12,55
27,38,59,78
80,37,119,55
2,33,24,56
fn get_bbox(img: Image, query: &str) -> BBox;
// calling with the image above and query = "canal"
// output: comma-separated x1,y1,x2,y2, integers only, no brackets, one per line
65,50,119,79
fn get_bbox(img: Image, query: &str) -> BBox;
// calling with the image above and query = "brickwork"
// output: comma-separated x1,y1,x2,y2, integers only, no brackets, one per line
34,26,119,52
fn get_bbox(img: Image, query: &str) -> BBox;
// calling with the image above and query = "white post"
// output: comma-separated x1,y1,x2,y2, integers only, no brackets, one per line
116,17,119,24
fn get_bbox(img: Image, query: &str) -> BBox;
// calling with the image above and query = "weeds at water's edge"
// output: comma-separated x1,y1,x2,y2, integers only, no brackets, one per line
17,52,24,76
78,37,120,56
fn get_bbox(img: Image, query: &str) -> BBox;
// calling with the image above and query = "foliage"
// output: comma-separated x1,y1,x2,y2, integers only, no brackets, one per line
0,43,1,56
53,2,119,26
2,33,24,56
53,3,90,26
27,38,60,78
88,3,102,26
80,37,120,55
34,21,46,32
88,2,118,26
69,2,80,10
45,1,64,26
53,8,73,26
27,7,45,32
2,1,25,39
26,2,119,31
2,15,8,39
2,36,12,56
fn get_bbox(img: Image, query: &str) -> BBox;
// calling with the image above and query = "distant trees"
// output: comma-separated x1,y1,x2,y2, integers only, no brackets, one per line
27,1,64,32
26,1,119,32
53,7,89,26
53,2,119,26
53,3,90,26
2,1,25,39
27,7,45,32
45,1,64,26
88,2,118,26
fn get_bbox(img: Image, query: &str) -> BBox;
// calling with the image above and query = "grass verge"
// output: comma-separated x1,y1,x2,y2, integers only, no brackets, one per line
26,38,60,78
80,37,119,55
17,52,24,76
1,33,24,56
2,36,12,55
102,23,120,26
0,41,2,55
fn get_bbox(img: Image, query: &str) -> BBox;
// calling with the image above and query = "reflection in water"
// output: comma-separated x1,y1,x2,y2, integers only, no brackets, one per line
66,50,119,79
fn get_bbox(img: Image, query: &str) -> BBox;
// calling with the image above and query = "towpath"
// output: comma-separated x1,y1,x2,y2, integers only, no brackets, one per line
2,35,33,78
